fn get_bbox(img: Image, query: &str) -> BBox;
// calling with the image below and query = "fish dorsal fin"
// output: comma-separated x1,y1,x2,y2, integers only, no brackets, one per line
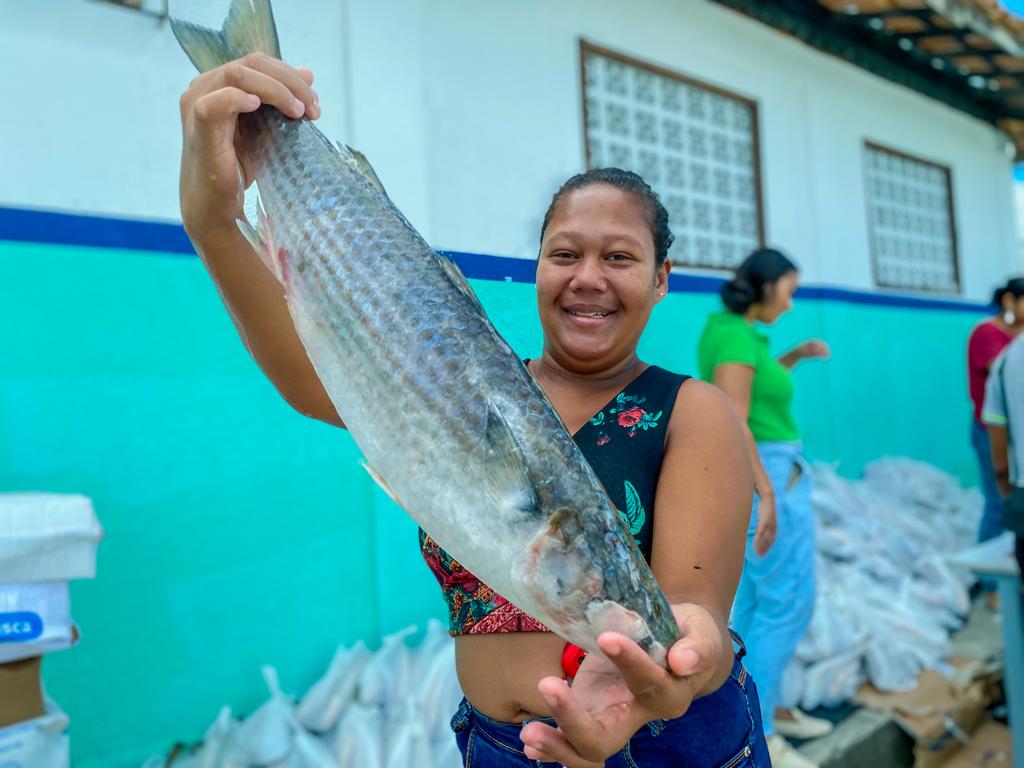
483,405,540,520
335,142,387,195
437,253,484,312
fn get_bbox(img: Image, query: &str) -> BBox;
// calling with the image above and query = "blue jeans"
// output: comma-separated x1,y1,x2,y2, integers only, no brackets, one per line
730,442,816,737
971,418,1006,592
450,656,769,767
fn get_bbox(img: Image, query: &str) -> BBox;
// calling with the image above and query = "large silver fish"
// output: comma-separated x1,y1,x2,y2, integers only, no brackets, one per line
172,0,679,661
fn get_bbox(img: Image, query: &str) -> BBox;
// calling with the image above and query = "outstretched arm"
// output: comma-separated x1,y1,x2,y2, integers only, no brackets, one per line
178,55,342,426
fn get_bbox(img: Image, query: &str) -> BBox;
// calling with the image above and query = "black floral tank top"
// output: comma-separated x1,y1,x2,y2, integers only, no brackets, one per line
419,365,690,635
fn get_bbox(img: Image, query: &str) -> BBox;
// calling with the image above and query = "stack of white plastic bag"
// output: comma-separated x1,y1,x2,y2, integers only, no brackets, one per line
143,620,464,768
778,458,982,711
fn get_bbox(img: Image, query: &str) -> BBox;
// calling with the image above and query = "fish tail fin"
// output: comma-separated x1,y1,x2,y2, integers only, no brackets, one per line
170,0,281,73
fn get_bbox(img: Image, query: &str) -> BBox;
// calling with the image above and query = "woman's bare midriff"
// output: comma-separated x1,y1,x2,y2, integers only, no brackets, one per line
455,632,567,722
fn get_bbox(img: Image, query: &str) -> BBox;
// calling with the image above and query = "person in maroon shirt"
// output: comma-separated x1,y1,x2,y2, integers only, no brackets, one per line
968,277,1024,608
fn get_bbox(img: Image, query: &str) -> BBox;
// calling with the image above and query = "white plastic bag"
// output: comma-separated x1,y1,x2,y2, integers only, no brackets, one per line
431,733,463,768
328,703,384,768
296,641,370,733
384,702,433,768
409,643,460,742
357,627,416,707
234,666,296,766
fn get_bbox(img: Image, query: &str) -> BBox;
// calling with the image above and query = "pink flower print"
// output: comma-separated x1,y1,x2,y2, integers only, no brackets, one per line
617,407,645,428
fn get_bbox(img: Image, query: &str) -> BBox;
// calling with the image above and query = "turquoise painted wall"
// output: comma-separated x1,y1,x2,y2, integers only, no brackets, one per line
1,238,983,766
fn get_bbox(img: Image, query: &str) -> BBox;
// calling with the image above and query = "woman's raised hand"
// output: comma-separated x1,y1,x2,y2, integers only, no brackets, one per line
797,339,831,361
178,55,319,238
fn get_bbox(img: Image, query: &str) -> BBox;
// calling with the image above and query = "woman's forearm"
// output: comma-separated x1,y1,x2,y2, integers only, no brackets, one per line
192,224,342,425
778,349,802,369
745,425,773,501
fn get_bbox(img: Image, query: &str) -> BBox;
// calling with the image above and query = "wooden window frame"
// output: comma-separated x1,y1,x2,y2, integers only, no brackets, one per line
863,140,961,294
579,40,767,269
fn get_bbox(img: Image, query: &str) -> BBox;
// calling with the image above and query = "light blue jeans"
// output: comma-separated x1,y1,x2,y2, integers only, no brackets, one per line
971,418,1006,593
730,442,816,737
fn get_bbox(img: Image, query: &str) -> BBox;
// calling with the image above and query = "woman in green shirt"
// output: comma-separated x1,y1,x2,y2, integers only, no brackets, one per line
698,249,830,768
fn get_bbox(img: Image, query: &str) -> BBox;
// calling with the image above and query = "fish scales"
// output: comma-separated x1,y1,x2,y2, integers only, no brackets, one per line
171,0,679,660
263,112,671,641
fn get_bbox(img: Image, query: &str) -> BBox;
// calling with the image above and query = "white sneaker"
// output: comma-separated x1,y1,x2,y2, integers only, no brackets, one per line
773,708,834,740
767,735,818,768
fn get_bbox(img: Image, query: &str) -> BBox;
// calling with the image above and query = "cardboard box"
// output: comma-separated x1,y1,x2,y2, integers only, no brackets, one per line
932,719,1011,767
854,658,1002,768
0,656,44,727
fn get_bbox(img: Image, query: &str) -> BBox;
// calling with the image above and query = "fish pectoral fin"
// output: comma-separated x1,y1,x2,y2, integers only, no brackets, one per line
236,192,284,284
362,462,403,507
484,405,541,519
437,254,484,312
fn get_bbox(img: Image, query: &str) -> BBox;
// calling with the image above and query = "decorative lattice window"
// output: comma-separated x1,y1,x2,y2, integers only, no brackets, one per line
581,42,764,270
864,142,959,293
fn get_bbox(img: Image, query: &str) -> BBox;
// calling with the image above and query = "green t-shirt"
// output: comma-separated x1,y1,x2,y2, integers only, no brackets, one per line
697,311,799,443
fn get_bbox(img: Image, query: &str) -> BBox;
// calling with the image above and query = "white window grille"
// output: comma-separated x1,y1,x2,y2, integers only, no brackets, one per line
581,42,764,270
864,142,959,293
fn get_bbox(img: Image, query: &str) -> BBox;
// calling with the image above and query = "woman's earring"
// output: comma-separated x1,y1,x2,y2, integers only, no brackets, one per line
1005,309,1016,325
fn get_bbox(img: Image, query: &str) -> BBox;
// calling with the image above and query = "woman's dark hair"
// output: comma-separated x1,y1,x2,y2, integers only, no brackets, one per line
991,276,1024,308
721,248,799,314
539,168,674,266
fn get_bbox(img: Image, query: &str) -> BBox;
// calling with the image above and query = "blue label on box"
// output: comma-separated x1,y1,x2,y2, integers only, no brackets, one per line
0,612,43,642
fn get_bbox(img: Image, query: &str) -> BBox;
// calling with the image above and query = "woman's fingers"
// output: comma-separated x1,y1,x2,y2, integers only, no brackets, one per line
667,607,723,679
596,633,671,700
190,86,261,130
534,676,612,754
754,507,777,555
212,61,306,118
235,53,319,117
521,722,605,767
186,55,319,120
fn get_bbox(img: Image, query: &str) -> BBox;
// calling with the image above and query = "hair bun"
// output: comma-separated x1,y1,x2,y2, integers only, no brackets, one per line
721,278,756,313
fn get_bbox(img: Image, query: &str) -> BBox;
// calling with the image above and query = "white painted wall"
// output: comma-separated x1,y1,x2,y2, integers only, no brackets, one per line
1,0,1019,300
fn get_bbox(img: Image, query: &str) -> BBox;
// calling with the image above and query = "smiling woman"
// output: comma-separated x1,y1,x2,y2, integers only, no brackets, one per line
176,20,768,756
534,169,672,377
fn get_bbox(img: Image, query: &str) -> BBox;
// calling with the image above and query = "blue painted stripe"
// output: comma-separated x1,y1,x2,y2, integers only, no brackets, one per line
0,205,194,255
0,205,992,313
444,249,990,313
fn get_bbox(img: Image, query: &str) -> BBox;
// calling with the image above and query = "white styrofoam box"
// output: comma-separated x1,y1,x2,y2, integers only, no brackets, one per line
0,583,76,664
0,494,102,583
0,698,70,768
